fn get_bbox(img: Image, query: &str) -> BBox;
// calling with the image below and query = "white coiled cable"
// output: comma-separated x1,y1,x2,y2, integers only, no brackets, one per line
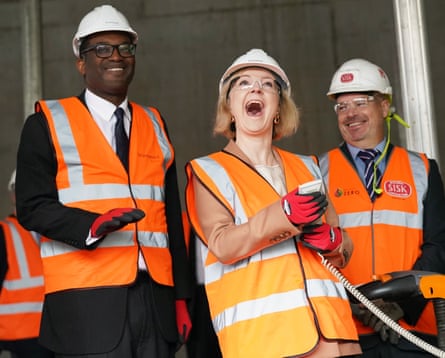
320,254,445,357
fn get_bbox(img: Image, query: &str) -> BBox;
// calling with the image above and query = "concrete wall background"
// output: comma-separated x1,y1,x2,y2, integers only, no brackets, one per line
0,0,444,217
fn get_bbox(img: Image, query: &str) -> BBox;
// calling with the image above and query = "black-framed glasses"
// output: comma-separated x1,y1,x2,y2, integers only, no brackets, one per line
80,43,137,58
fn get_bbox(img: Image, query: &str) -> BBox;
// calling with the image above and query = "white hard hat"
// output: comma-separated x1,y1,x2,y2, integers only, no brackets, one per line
219,48,291,95
72,5,138,58
8,170,15,192
327,58,392,99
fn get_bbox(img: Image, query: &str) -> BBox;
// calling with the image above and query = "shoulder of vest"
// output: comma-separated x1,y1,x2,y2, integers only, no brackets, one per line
130,103,166,127
275,148,316,163
405,147,427,160
44,96,80,104
216,149,244,161
129,102,160,115
405,148,429,171
36,97,81,112
188,152,222,167
391,145,425,161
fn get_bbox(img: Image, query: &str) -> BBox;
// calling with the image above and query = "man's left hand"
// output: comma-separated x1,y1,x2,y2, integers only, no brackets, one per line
175,299,192,346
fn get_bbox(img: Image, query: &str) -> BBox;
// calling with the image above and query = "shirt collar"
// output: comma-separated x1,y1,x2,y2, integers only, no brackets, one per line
347,140,386,160
84,89,130,122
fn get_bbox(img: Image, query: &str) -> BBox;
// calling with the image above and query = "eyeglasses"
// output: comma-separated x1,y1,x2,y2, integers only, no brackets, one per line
231,76,280,94
334,96,375,114
80,43,137,58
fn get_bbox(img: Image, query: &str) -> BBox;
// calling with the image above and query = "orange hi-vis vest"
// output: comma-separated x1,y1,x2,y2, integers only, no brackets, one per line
186,149,358,358
0,216,44,340
319,146,436,335
36,97,175,294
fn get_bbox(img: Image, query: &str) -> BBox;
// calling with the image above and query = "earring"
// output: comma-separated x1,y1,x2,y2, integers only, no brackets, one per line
231,116,235,123
273,114,280,124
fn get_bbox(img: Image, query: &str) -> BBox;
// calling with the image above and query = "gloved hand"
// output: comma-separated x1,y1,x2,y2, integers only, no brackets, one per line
351,299,404,344
91,208,145,238
300,223,342,253
281,189,327,226
176,299,192,346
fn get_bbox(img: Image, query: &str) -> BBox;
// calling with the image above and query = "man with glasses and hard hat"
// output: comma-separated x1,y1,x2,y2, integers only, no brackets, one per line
15,5,192,357
318,58,445,357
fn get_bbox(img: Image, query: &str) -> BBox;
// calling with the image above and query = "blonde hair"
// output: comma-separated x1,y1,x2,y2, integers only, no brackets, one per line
213,72,300,140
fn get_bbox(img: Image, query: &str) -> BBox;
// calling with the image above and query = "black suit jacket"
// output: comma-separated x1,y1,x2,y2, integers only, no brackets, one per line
0,228,7,289
15,95,192,354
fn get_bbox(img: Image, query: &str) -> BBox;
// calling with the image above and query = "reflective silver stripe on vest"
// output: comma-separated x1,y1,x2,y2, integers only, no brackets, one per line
205,240,296,285
2,221,44,290
41,231,133,258
409,150,428,200
59,183,164,205
138,231,168,248
40,231,168,258
0,302,43,314
318,152,329,187
47,100,83,191
195,157,247,224
299,154,323,181
213,279,346,333
319,150,427,230
142,107,173,171
340,209,423,229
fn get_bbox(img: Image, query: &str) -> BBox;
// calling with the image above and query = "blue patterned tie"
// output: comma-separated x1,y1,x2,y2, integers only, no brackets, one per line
114,108,129,171
357,149,381,201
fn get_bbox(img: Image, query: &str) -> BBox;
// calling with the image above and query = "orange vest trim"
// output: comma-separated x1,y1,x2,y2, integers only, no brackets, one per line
186,148,358,357
320,147,436,335
36,98,174,293
0,217,44,340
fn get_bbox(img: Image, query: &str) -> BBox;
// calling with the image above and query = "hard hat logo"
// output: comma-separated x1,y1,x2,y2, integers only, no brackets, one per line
72,5,138,58
340,73,354,83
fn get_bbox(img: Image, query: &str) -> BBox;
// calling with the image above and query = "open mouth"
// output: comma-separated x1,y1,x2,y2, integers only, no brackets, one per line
246,101,263,116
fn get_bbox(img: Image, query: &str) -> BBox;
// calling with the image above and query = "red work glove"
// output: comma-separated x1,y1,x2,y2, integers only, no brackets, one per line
176,299,192,345
91,208,145,238
300,223,342,253
281,189,327,226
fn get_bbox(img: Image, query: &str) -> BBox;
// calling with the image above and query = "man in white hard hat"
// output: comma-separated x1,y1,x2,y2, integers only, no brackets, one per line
15,5,192,357
318,58,445,357
0,170,53,358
